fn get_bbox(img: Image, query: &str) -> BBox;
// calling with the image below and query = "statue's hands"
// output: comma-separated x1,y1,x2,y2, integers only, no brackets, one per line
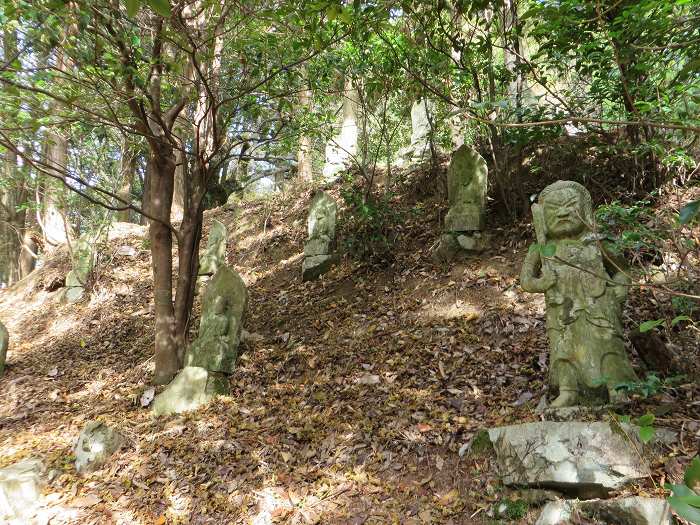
521,249,557,293
611,272,630,301
536,269,557,291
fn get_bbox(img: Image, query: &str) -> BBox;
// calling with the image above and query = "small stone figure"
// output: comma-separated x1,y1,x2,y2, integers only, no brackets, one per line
302,191,337,280
199,220,227,276
435,145,488,259
153,266,248,416
520,180,637,407
64,235,95,303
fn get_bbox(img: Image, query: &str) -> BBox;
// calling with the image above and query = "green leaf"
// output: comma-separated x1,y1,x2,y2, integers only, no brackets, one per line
146,0,171,17
680,200,700,225
685,457,700,488
672,315,693,327
637,413,655,426
540,243,556,257
126,0,139,16
673,495,700,508
669,495,700,523
638,426,655,443
639,319,664,333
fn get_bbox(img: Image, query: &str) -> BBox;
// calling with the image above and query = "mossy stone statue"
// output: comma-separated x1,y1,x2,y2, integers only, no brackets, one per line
520,180,637,407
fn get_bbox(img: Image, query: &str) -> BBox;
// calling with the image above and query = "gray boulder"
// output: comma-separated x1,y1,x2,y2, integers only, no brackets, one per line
488,421,650,498
74,421,124,474
0,458,44,523
0,320,8,376
536,497,674,525
152,366,229,416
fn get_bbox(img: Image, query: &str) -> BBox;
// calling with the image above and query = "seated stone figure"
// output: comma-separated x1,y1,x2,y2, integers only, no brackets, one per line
520,180,637,408
185,295,239,374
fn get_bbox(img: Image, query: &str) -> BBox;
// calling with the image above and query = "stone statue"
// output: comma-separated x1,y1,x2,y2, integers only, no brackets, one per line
520,180,637,407
435,145,488,259
199,220,227,276
302,191,337,280
64,235,95,303
153,265,248,415
0,320,8,376
186,266,247,374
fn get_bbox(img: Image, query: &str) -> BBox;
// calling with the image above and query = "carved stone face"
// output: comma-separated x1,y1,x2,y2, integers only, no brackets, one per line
542,187,587,239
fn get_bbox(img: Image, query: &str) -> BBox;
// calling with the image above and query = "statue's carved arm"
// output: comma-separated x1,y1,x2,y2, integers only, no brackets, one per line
601,241,631,301
520,249,556,293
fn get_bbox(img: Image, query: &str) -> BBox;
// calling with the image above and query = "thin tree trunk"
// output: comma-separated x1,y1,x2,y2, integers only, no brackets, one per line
117,136,135,222
297,69,313,181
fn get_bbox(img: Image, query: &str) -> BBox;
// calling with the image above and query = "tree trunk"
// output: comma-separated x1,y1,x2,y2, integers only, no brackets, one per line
117,136,135,222
297,71,313,181
147,146,179,385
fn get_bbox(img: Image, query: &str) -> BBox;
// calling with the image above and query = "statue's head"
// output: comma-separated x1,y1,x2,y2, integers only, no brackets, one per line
538,181,593,240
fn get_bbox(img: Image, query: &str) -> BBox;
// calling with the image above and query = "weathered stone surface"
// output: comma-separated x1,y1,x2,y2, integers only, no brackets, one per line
185,266,248,374
152,366,229,416
199,220,227,276
0,319,8,376
488,421,650,498
456,232,487,252
521,181,637,407
74,421,124,474
444,145,487,232
0,458,44,523
302,192,337,280
536,497,674,525
63,235,96,303
64,270,86,303
302,255,337,281
303,237,332,257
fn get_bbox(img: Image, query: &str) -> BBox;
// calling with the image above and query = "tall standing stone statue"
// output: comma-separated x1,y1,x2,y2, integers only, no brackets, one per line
435,145,488,259
520,180,637,407
152,265,248,416
0,320,8,376
302,191,338,281
199,220,227,276
397,98,434,167
64,235,95,303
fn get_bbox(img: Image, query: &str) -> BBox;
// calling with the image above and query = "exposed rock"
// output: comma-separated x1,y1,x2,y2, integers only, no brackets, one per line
116,245,137,257
488,421,651,498
0,458,44,523
74,421,124,474
63,270,86,303
521,181,637,407
199,220,227,276
536,497,674,525
302,254,337,281
152,366,229,416
0,319,7,376
302,192,337,280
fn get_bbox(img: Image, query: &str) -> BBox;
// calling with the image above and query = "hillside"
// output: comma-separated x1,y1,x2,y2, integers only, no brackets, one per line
0,172,698,525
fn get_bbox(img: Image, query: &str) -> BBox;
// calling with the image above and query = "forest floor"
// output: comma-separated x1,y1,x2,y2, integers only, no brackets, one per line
0,165,699,525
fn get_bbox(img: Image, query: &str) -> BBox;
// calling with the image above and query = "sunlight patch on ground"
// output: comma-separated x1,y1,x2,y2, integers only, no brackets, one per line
417,298,481,322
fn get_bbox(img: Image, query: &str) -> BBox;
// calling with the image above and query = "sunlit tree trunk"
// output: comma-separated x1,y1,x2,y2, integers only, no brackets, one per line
117,136,135,222
297,68,313,181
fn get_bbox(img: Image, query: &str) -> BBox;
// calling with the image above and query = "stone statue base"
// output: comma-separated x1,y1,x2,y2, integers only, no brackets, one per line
433,232,487,261
152,367,229,416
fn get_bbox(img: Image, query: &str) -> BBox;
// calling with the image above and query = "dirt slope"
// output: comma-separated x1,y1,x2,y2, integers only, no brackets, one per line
0,176,697,525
